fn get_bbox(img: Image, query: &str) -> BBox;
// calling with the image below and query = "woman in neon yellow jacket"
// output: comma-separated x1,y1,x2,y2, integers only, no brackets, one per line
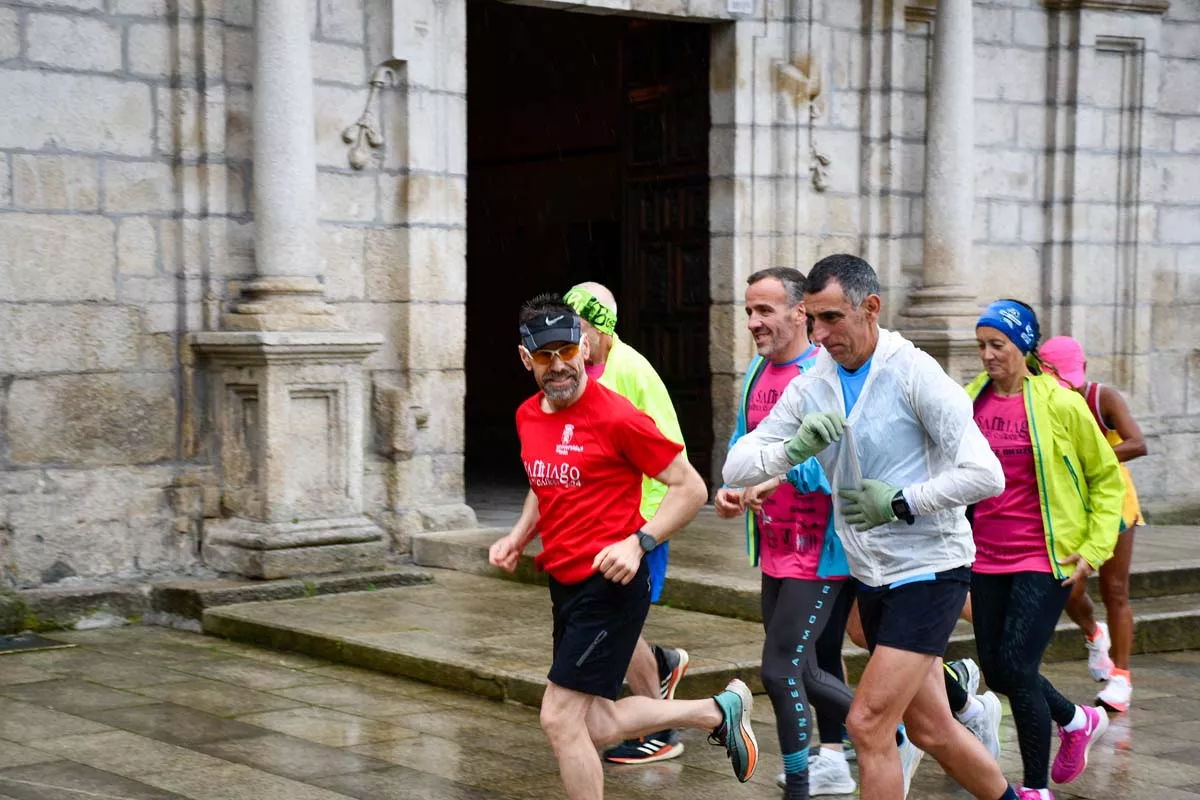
963,299,1125,800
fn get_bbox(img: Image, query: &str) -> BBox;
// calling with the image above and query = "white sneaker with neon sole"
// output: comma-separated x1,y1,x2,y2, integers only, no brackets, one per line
1085,622,1114,682
1097,672,1132,713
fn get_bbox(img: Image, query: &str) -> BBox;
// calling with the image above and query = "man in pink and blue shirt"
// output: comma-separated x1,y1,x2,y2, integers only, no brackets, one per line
714,267,855,798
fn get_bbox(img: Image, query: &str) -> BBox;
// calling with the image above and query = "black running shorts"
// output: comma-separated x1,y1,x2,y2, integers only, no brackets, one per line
855,566,970,656
547,559,651,700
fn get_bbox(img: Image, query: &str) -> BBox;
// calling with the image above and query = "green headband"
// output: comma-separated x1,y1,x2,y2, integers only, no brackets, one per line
563,287,617,336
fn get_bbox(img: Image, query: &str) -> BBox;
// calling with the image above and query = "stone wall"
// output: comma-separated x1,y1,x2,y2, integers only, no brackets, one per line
1128,0,1200,519
707,0,1200,519
0,0,205,587
0,0,471,588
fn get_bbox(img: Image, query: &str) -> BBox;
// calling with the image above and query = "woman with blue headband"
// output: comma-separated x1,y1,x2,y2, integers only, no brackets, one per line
963,300,1125,799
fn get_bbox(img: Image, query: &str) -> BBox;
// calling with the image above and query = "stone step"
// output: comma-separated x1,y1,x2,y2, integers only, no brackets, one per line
411,525,1200,624
942,591,1200,681
8,567,435,634
203,569,766,707
202,568,1200,707
411,526,763,622
149,566,436,621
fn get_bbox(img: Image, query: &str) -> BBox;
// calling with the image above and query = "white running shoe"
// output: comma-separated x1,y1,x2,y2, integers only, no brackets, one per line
962,691,1003,761
948,657,982,697
1085,622,1114,682
774,752,857,796
899,732,925,798
1097,672,1132,713
808,751,857,796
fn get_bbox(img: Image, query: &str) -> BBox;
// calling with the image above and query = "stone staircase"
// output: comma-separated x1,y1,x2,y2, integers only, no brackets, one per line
202,512,1200,707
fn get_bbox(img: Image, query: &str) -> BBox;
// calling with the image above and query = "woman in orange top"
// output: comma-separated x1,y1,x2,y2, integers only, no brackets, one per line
1039,336,1147,715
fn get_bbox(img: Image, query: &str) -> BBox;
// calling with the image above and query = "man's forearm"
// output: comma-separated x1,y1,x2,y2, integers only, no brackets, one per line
509,489,542,549
723,437,792,487
640,477,706,544
904,447,1004,517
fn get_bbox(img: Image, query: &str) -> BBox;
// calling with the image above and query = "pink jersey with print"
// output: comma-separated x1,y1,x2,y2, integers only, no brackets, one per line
747,359,834,581
971,387,1052,574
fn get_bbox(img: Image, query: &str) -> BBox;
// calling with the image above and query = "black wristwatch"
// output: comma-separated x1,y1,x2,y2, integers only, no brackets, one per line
636,530,658,553
891,491,916,525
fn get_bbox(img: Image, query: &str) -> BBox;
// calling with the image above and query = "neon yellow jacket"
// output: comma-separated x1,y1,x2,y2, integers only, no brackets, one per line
964,372,1125,576
598,334,685,520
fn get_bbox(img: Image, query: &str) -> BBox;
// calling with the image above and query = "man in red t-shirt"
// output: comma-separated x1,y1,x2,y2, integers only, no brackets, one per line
488,294,759,798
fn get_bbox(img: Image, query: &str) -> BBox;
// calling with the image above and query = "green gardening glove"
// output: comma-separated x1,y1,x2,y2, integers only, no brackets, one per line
839,479,900,531
783,412,846,464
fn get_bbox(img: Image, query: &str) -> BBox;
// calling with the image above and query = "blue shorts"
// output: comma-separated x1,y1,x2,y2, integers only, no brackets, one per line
647,541,669,603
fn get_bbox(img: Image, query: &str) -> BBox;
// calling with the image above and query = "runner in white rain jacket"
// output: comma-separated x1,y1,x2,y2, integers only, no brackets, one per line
722,326,1004,588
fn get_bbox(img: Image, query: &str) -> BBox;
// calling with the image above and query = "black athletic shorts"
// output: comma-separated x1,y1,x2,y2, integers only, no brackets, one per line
855,566,970,656
547,560,651,700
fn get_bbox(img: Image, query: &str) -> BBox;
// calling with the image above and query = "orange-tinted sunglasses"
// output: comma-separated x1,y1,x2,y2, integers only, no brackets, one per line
525,343,580,365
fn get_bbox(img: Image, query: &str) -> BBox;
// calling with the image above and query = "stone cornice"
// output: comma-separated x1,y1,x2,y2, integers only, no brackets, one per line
1043,0,1169,13
189,331,384,365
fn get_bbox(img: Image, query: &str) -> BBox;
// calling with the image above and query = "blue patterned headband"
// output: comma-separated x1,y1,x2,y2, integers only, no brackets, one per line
976,300,1039,354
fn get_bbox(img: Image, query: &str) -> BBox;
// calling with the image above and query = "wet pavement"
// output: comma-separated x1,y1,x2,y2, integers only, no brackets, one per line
0,626,1199,798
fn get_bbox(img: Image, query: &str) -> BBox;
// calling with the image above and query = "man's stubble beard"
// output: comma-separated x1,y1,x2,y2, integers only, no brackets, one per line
759,325,795,359
541,369,580,401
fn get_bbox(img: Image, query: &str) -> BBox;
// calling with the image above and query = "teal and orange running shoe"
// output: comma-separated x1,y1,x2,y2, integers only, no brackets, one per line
708,678,758,783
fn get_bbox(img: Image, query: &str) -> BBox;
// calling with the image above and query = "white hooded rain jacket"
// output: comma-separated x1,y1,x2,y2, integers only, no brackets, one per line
722,329,1004,588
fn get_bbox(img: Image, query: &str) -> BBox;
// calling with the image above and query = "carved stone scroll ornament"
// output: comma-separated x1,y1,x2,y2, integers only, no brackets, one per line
341,61,404,170
775,54,832,192
810,145,831,192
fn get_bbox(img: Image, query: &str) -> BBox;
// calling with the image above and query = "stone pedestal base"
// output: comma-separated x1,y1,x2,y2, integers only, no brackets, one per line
221,277,347,333
203,517,386,579
899,285,981,383
191,330,386,580
378,502,479,555
900,285,978,322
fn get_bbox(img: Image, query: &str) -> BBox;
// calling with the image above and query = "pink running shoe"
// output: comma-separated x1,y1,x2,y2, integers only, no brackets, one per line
1018,788,1054,800
1051,705,1109,784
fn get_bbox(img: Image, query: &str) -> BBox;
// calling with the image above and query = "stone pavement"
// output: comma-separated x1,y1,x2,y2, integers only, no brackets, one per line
1,626,1200,799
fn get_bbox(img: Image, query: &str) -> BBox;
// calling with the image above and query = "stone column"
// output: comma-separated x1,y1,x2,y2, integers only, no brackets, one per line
899,0,979,381
226,0,341,332
189,0,386,578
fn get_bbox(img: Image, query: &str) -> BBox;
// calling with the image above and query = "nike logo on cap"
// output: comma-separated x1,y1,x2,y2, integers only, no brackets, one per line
546,315,564,325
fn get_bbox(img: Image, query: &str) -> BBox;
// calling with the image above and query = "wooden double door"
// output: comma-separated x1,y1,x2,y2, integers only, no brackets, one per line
465,3,713,484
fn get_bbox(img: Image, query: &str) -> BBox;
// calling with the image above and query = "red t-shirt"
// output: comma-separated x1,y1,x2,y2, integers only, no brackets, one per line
517,380,684,584
971,387,1052,574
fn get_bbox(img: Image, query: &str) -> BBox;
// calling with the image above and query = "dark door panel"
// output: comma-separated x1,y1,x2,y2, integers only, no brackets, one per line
621,22,712,480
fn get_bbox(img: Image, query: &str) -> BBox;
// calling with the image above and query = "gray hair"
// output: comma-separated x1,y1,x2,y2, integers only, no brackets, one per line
806,254,881,308
747,267,806,307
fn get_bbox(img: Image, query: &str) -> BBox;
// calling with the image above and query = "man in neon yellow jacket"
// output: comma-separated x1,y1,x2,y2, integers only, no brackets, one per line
504,282,690,765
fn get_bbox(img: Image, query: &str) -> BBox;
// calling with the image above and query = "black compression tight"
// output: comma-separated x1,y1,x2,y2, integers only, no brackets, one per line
813,577,855,744
971,571,1076,790
761,576,855,800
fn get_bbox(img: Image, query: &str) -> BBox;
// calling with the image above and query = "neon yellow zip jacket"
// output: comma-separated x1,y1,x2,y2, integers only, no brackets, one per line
964,371,1125,577
598,334,685,521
